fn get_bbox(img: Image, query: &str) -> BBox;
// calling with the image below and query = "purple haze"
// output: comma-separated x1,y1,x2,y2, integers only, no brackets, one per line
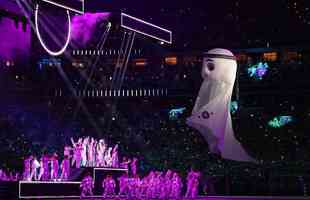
71,12,111,46
0,18,30,61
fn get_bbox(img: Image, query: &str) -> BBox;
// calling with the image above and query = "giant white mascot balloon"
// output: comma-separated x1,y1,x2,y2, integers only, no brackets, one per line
187,48,255,162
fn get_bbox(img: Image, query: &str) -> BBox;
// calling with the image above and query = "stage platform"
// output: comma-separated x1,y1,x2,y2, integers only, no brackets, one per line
18,167,128,199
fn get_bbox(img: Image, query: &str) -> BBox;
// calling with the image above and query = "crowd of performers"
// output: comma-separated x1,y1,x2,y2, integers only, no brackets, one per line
19,136,202,198
22,153,69,181
22,136,124,181
80,168,201,199
0,169,19,181
68,137,120,168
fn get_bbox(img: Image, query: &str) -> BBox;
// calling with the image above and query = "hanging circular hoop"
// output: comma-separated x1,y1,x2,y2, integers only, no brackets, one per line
35,4,71,56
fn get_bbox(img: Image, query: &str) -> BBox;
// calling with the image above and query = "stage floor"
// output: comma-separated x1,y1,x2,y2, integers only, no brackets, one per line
23,196,308,200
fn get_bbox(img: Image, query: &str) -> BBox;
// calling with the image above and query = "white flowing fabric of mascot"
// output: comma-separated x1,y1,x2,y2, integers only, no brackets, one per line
187,48,255,162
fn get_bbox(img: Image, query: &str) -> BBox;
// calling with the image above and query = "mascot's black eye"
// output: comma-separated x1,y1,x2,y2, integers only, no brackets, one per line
202,111,210,119
207,63,215,71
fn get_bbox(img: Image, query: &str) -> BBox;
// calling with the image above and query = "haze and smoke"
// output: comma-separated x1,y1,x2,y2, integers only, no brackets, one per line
71,12,111,46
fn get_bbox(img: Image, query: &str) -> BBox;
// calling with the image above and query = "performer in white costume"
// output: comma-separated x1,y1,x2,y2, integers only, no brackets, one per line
30,156,40,181
87,137,95,167
81,137,88,167
37,157,45,181
104,147,113,167
187,48,255,162
97,139,106,167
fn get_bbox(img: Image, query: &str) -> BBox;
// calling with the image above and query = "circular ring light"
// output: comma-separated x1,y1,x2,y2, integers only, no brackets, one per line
35,4,71,56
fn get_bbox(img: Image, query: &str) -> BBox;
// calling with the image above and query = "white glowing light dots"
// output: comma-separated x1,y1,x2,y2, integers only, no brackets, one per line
35,0,84,56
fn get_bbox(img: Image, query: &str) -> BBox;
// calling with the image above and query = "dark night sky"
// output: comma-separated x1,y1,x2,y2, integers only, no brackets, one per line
83,0,310,48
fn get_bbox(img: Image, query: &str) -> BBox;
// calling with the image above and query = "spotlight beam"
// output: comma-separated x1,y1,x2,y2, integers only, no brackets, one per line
111,32,127,90
118,32,136,90
115,32,133,89
18,0,102,137
73,23,111,118
84,22,111,89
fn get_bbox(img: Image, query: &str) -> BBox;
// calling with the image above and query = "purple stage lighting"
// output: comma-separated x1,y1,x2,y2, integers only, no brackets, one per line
37,0,84,14
121,13,172,44
71,12,111,46
0,17,30,61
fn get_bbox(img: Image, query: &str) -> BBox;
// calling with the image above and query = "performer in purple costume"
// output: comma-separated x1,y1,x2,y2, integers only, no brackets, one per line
60,155,70,181
50,153,59,181
130,157,138,177
102,174,116,197
63,145,72,166
127,175,140,197
145,171,154,199
185,168,194,198
118,173,129,195
111,144,119,168
185,168,200,198
42,155,50,180
170,172,183,199
190,170,201,198
23,155,32,181
154,171,162,198
80,173,94,199
139,174,149,198
120,157,131,170
159,170,172,199
71,138,82,168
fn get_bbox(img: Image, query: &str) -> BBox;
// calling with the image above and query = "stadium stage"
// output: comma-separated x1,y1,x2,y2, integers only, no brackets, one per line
1,179,307,199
